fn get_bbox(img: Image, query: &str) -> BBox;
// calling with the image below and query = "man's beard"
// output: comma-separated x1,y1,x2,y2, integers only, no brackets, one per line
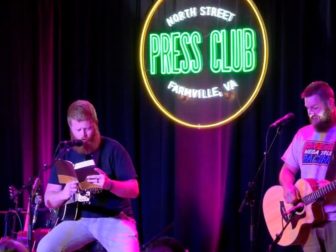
72,130,101,155
310,108,335,132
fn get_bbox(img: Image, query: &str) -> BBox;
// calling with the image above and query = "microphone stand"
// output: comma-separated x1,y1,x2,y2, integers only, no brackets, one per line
238,126,283,252
27,177,40,252
27,188,33,252
267,214,293,252
10,193,19,238
53,142,71,161
4,211,9,237
24,142,69,252
19,141,79,252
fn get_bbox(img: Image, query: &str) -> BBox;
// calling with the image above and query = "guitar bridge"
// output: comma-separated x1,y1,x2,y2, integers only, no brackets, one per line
280,201,290,222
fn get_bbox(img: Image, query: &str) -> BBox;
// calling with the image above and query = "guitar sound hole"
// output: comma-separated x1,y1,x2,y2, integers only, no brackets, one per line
293,205,305,215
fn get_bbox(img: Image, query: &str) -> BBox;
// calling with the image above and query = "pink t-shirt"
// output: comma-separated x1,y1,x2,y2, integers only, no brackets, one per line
282,124,336,220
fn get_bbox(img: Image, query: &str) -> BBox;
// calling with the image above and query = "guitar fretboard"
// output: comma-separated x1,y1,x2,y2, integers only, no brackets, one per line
302,180,336,205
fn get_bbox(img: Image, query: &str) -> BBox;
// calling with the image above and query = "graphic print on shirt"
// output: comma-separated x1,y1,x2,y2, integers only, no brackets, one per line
302,141,335,166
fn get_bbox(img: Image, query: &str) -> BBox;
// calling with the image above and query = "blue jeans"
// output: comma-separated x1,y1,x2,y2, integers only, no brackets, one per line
36,213,139,252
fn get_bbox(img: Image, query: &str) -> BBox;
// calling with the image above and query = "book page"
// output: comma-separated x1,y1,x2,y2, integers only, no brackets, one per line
74,160,99,191
54,160,78,184
74,160,96,182
55,159,100,191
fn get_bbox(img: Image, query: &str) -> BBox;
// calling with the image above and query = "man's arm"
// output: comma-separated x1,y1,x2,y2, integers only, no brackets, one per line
279,164,300,203
105,178,139,199
44,181,78,208
86,168,139,199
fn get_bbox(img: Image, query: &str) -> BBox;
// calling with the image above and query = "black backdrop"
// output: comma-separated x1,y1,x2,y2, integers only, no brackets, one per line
0,1,336,252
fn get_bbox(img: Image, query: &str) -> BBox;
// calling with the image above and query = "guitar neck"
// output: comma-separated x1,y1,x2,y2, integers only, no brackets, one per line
302,180,336,205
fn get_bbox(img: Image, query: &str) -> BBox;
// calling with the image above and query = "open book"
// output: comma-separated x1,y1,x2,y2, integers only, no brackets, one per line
54,159,99,191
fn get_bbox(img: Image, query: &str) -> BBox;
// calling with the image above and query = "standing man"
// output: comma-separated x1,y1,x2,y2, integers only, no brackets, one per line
37,100,140,252
279,81,336,251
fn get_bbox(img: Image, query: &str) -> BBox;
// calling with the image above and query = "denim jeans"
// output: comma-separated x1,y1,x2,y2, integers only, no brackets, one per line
36,213,139,252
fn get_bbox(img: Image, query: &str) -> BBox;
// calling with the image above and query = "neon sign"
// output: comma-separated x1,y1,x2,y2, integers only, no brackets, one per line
139,0,269,128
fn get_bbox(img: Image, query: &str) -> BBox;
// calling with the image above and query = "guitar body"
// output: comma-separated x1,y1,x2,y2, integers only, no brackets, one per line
55,202,79,225
54,189,100,225
263,179,325,246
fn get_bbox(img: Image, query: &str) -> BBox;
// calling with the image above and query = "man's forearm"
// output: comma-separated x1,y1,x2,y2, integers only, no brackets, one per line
279,166,296,187
44,183,71,209
105,179,139,199
279,165,300,203
44,190,69,208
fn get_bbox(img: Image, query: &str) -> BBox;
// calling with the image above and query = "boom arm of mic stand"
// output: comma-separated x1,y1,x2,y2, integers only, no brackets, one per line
238,127,282,251
238,126,282,212
43,143,71,175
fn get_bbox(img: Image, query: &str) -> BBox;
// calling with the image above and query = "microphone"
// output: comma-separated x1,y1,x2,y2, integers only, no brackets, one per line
269,112,295,128
59,139,83,148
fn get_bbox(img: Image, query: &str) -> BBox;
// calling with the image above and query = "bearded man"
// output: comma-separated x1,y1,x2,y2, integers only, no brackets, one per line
37,100,140,252
279,81,336,252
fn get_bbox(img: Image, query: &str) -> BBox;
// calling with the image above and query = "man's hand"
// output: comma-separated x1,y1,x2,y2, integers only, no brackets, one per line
279,164,300,204
283,184,300,204
86,168,111,190
44,182,79,208
61,181,79,200
85,168,139,198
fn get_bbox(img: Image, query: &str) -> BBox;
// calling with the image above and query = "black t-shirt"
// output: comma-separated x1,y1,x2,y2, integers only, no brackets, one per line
49,136,137,218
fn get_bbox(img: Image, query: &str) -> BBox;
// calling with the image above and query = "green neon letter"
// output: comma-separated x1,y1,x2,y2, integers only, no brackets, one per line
149,34,160,75
243,28,256,72
209,28,257,73
148,31,203,75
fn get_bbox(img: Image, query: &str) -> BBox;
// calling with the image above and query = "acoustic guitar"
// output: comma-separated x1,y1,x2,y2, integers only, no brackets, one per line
262,178,336,246
54,188,102,225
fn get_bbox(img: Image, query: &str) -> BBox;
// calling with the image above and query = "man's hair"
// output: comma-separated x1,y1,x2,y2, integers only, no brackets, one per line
301,81,335,100
67,100,98,125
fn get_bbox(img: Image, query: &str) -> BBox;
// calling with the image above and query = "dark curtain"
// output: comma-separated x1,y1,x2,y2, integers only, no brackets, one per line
0,1,335,252
0,0,54,215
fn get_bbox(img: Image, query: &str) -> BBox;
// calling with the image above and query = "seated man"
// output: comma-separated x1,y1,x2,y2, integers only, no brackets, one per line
37,100,140,252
